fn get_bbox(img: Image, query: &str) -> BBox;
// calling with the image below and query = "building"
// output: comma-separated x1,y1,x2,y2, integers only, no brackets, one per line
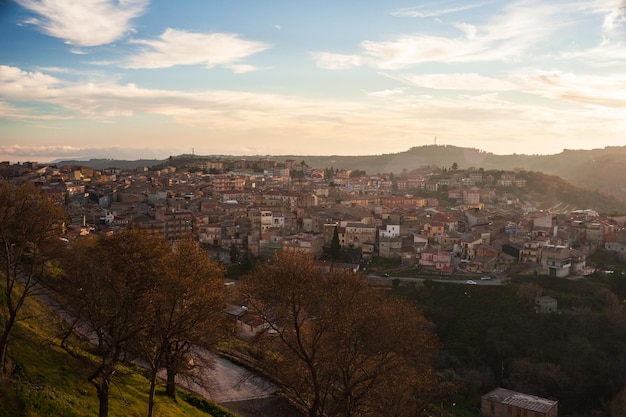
481,387,558,417
535,296,558,314
541,245,571,277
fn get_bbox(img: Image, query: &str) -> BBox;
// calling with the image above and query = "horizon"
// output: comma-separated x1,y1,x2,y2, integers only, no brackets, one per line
1,1,625,163
5,143,622,166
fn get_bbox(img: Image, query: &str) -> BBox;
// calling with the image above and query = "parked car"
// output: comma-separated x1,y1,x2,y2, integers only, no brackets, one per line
466,280,477,285
481,276,491,280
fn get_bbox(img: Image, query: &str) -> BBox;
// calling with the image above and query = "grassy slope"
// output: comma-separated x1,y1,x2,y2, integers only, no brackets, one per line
0,289,235,417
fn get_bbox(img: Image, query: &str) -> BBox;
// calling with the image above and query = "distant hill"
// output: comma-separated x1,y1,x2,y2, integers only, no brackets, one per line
276,145,626,201
51,145,626,202
50,158,163,170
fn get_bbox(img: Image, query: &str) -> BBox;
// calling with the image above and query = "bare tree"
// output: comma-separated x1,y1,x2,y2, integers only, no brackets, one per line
243,252,441,417
138,238,228,416
0,182,65,378
60,230,170,417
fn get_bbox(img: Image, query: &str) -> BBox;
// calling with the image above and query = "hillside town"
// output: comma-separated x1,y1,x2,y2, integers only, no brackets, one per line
3,157,624,279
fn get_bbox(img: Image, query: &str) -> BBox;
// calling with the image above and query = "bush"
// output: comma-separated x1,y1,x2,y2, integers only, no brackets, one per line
179,391,239,417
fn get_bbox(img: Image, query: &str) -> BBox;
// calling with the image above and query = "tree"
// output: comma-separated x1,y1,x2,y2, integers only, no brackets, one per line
229,242,240,264
60,230,170,417
0,182,65,378
140,238,227,412
330,226,341,261
516,282,542,305
451,162,458,171
242,252,440,417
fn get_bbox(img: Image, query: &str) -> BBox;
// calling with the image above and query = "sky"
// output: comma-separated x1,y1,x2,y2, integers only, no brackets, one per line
0,0,625,163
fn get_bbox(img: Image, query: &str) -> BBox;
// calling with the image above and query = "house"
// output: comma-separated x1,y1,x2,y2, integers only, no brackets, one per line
481,387,558,417
541,245,571,277
535,296,558,313
419,248,452,272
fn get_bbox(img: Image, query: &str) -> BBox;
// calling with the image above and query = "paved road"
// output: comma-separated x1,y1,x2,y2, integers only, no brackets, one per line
368,274,505,286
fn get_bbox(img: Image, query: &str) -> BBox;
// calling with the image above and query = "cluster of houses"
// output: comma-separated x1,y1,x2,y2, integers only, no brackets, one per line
3,158,625,279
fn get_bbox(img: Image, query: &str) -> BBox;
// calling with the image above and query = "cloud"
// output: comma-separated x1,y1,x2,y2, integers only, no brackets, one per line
365,88,408,97
391,73,518,91
391,2,491,18
0,144,179,161
0,65,60,100
520,70,626,108
316,0,564,70
16,0,148,47
311,52,363,70
124,29,270,70
0,65,624,157
599,0,626,33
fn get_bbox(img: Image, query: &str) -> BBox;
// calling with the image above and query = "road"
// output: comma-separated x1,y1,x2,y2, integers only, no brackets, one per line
367,274,505,286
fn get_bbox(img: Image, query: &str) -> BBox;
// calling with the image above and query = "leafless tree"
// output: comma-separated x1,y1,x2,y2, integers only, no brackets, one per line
138,238,228,416
61,230,169,417
0,182,65,378
243,251,441,417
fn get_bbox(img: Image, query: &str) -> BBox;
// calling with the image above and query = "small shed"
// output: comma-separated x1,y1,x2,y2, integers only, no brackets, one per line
481,387,558,417
534,296,558,314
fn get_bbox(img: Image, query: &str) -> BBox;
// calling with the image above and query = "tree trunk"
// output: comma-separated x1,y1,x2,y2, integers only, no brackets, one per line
165,367,177,401
0,313,16,378
147,367,158,417
96,378,110,417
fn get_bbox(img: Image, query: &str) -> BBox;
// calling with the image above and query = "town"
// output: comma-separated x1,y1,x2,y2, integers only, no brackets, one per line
3,155,626,417
2,156,623,280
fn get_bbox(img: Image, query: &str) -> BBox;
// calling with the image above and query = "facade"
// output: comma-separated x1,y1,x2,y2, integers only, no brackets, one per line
481,388,558,417
541,245,571,277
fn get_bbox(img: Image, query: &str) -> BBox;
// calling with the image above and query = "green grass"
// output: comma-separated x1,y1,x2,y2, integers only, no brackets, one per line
0,291,238,417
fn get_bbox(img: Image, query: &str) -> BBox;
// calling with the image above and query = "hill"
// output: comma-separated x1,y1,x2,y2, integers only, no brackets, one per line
50,145,626,202
277,146,626,199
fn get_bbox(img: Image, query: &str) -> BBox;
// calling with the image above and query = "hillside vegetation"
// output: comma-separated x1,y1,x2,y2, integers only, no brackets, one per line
512,171,625,214
402,259,626,416
0,285,234,417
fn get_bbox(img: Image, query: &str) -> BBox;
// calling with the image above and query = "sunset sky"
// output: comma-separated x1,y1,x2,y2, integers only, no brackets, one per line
0,0,625,162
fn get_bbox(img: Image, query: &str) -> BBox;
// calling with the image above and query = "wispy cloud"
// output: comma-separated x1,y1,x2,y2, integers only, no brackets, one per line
596,0,626,34
316,1,564,70
365,88,408,97
16,0,148,47
392,1,491,18
1,65,624,157
520,70,626,108
0,144,179,161
391,73,518,91
123,29,270,70
310,52,363,70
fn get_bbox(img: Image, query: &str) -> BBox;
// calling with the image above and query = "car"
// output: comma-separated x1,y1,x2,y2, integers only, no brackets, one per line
481,276,491,280
381,273,390,277
466,280,477,285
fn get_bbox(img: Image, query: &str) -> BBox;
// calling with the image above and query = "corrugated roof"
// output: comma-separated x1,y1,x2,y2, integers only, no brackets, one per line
483,388,558,413
483,388,557,413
